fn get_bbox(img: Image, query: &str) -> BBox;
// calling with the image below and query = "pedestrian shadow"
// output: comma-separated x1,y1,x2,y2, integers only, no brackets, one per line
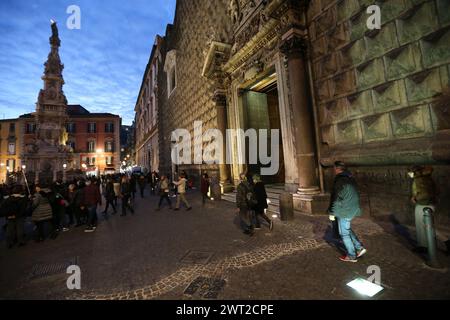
387,214,417,248
320,222,346,256
373,214,430,261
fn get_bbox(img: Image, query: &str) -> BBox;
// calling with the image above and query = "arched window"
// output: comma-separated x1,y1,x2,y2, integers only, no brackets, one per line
164,50,177,97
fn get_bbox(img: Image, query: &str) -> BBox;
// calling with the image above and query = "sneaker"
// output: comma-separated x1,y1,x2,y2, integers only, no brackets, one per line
84,227,95,233
254,226,261,230
269,220,274,231
62,227,69,232
174,208,180,211
357,248,367,258
339,255,358,263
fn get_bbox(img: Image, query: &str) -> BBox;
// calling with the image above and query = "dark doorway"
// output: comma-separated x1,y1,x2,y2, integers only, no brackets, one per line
243,74,285,184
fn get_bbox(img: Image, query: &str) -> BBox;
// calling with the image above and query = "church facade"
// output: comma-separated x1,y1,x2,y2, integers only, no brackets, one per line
143,0,450,227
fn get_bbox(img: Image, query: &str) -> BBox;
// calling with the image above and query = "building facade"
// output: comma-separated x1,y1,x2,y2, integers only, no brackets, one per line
154,0,449,227
158,0,232,187
135,36,163,174
0,119,22,183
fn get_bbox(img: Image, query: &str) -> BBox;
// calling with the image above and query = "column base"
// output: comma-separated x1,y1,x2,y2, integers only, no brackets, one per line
297,187,321,194
293,192,330,215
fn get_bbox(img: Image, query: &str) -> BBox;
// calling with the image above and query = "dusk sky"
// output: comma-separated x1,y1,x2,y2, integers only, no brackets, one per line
0,0,176,125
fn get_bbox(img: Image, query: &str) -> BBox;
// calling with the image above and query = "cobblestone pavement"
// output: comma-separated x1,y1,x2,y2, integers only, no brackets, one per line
1,189,449,300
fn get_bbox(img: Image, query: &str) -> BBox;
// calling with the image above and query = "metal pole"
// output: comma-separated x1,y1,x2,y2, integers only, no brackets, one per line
423,207,442,269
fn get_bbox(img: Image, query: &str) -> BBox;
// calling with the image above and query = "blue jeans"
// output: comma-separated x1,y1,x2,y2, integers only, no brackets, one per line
338,218,363,259
87,205,98,227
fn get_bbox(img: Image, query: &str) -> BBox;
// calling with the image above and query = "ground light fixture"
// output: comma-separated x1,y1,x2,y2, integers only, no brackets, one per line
346,278,384,298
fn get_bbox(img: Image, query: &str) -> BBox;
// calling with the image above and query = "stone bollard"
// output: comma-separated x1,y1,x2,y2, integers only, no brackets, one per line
279,192,294,221
423,207,442,269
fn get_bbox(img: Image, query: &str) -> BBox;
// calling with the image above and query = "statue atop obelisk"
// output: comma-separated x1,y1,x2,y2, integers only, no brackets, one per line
35,20,69,150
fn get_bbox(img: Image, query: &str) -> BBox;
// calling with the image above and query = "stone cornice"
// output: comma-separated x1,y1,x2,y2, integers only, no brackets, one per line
202,41,232,79
223,17,279,75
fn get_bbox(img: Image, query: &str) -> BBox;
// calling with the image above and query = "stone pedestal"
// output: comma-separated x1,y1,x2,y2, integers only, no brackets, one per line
293,193,330,215
279,192,294,221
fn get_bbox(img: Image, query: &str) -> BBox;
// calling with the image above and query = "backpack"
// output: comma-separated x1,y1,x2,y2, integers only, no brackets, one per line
246,185,258,208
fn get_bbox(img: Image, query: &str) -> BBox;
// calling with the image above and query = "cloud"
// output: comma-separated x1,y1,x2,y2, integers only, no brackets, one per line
0,0,176,124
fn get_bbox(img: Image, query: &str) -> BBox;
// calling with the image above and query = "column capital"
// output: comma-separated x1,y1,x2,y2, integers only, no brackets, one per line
280,34,308,59
213,89,227,107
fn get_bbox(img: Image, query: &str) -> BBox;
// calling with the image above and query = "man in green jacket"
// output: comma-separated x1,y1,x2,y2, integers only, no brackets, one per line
328,161,366,263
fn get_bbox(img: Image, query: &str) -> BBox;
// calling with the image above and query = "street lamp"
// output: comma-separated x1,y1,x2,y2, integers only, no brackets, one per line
22,165,26,171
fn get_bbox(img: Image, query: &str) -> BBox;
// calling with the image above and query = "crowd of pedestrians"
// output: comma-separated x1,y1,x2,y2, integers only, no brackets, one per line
0,171,197,249
3,162,447,263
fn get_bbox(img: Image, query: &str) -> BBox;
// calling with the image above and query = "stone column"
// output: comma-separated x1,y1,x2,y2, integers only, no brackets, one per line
213,90,233,193
280,34,320,195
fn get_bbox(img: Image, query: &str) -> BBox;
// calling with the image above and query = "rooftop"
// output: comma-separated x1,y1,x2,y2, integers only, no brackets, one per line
19,105,120,119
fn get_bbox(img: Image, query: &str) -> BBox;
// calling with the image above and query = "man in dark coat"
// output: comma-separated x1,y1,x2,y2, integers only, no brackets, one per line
252,174,273,231
0,185,28,248
82,179,102,232
130,175,137,200
328,161,366,263
138,174,146,198
120,176,134,216
200,173,210,206
236,173,254,236
102,178,117,216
